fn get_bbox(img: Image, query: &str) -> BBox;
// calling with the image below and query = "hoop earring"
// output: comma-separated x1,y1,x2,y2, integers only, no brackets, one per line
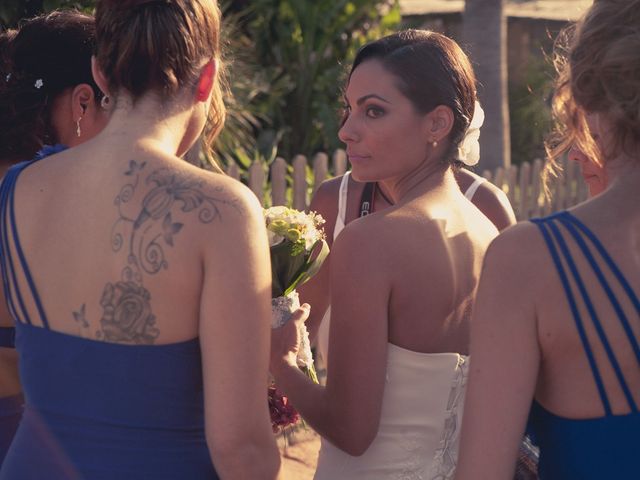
100,94,110,110
76,117,82,138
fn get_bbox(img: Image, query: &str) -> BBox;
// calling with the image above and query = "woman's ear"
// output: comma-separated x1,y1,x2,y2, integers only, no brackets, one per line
425,105,455,143
91,56,110,98
71,84,94,121
196,59,217,102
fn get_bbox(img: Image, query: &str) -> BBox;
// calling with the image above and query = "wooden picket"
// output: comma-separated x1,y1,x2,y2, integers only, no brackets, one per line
239,148,587,220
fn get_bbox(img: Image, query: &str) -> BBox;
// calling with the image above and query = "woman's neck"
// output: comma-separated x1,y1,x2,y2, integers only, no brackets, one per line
98,92,194,157
379,160,451,205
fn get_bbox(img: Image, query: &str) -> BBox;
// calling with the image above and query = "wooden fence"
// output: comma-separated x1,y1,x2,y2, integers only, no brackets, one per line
224,149,588,221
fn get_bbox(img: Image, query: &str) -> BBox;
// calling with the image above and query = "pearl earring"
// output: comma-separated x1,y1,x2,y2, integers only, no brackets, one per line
432,140,438,148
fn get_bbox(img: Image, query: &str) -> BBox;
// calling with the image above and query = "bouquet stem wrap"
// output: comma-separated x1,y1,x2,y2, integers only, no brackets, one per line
271,290,318,383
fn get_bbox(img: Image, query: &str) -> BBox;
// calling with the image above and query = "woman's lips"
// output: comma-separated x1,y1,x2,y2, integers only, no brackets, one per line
347,154,370,162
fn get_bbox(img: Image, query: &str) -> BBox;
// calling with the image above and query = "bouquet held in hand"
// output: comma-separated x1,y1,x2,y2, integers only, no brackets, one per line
265,206,329,430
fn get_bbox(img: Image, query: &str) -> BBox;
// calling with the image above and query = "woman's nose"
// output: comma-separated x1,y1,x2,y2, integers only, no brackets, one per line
338,113,359,144
568,146,588,164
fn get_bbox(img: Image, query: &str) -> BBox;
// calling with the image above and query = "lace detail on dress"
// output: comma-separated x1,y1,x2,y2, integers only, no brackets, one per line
427,355,469,480
392,433,428,480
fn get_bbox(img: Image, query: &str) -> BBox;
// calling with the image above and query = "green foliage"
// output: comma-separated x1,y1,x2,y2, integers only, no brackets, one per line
2,0,400,180
236,0,401,160
509,58,554,165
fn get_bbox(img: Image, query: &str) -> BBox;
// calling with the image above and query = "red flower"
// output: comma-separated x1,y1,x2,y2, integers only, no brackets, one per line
268,384,300,433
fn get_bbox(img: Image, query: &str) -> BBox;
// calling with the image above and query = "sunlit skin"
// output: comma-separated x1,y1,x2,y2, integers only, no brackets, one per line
568,146,607,196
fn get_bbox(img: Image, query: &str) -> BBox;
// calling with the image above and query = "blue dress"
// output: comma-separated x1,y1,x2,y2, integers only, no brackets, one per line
0,146,65,467
528,211,640,479
0,154,219,479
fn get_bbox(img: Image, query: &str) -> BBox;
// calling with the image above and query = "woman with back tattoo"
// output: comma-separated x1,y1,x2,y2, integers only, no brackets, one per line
0,1,279,478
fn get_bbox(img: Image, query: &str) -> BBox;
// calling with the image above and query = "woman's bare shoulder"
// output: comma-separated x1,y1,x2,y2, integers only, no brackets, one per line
309,175,343,216
483,220,550,281
461,170,516,230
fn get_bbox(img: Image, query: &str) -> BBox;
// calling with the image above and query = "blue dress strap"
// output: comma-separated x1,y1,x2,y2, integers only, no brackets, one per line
557,212,640,365
531,216,613,416
0,165,31,326
532,212,640,415
0,159,50,329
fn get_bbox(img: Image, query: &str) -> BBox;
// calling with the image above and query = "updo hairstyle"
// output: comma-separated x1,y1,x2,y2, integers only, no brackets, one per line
94,0,226,147
348,29,477,165
0,11,100,161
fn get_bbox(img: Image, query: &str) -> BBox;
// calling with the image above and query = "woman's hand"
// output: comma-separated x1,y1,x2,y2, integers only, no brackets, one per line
270,304,310,374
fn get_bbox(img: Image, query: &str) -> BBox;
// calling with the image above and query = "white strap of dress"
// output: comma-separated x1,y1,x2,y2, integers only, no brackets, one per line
464,176,486,201
334,172,350,240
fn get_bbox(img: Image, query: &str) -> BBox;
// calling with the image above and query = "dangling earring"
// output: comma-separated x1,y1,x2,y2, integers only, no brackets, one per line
100,94,110,110
76,117,83,137
431,139,438,148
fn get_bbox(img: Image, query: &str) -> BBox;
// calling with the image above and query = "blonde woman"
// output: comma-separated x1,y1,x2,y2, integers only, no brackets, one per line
456,1,640,478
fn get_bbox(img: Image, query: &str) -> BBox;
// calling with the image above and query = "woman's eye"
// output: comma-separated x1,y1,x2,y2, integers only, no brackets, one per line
339,105,351,126
366,106,385,118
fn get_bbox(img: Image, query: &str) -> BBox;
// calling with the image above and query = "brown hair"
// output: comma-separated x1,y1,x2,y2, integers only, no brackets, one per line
94,0,226,164
545,0,640,190
0,11,100,162
348,29,477,165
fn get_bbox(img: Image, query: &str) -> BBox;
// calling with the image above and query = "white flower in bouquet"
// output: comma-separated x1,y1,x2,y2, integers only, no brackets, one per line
264,206,329,384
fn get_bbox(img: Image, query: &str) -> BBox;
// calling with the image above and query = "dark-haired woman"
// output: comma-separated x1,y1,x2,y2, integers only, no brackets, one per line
270,29,497,479
455,1,640,478
0,10,109,467
0,1,279,479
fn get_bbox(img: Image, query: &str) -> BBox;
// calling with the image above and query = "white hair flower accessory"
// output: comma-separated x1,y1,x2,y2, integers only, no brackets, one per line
456,101,485,167
34,78,44,89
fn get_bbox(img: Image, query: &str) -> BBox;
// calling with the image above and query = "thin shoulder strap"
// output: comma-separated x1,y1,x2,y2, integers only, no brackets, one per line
557,212,640,366
0,161,50,329
533,214,639,415
334,172,350,241
464,177,486,201
532,216,613,416
0,165,31,325
561,212,640,317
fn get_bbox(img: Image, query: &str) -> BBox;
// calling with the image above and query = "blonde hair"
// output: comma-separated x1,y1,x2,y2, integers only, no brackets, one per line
545,0,640,192
95,0,226,171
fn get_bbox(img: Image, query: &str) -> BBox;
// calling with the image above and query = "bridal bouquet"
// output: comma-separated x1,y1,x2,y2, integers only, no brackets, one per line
265,206,329,431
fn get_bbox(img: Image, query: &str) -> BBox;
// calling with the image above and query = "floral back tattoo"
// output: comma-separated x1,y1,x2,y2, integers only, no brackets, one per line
73,161,237,344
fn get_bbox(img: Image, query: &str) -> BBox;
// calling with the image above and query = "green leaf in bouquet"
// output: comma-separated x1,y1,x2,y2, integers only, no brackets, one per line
270,239,307,298
283,239,330,296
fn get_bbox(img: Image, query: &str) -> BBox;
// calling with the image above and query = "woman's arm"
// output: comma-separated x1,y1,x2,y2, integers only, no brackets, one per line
297,177,341,343
271,221,390,456
472,183,517,231
455,225,541,480
455,168,516,231
199,180,280,479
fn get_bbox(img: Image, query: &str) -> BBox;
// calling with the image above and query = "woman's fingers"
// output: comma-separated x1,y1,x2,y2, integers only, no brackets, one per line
291,304,311,327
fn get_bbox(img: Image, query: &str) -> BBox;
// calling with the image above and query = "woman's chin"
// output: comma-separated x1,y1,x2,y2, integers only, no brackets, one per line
350,167,377,183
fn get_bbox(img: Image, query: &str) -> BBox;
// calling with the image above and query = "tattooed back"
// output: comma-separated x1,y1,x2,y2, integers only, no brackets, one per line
9,141,270,346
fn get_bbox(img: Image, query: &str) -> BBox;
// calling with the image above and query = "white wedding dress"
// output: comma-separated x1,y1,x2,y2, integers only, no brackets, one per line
313,172,471,480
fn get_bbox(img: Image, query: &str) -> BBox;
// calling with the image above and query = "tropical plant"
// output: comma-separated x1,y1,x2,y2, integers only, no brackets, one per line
509,58,554,165
238,0,401,160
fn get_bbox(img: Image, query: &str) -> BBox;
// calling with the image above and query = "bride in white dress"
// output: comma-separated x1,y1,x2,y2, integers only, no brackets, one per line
270,29,497,480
